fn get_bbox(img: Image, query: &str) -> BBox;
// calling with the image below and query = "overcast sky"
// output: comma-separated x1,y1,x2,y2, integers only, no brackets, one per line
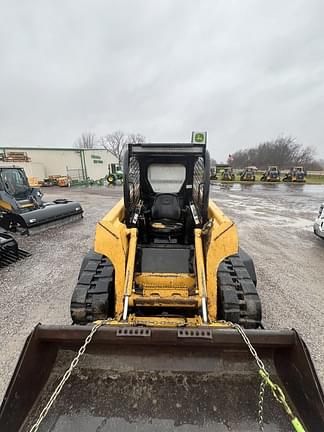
1,0,323,160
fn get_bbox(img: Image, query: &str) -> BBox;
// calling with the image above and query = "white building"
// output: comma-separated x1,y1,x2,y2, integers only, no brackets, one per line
0,147,118,181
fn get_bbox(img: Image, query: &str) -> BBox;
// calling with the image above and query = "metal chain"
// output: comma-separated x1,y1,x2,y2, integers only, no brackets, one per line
218,320,305,432
218,320,268,373
258,377,266,431
29,319,111,432
217,320,269,430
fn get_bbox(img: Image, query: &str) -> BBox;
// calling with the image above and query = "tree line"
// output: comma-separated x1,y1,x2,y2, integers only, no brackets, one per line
74,131,146,165
229,136,322,170
75,132,322,171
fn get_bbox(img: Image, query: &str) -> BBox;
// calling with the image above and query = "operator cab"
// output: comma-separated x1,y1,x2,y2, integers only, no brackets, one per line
123,142,210,281
124,143,210,245
0,167,32,200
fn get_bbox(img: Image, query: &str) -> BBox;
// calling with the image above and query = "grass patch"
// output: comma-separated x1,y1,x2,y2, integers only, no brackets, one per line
212,173,324,184
305,175,324,184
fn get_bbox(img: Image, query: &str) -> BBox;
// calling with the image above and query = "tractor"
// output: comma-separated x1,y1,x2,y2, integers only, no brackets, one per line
107,163,123,185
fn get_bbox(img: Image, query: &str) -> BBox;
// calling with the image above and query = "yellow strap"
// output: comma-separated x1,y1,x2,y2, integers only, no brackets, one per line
259,370,305,432
291,417,305,432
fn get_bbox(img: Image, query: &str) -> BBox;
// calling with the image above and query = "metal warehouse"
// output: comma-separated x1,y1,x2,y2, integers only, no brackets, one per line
0,147,118,182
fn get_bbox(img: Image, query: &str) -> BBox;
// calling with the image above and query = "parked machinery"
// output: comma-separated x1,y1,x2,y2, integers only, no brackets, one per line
41,177,56,187
71,142,261,328
221,166,236,181
260,166,281,182
240,167,256,181
283,166,306,182
0,166,83,234
56,176,71,187
107,163,123,184
210,166,218,180
314,203,324,239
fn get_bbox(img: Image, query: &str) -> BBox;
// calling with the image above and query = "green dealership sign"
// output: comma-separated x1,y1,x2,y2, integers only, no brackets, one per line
191,131,207,144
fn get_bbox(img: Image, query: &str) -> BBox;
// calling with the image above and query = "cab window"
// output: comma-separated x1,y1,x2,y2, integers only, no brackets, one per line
148,164,186,193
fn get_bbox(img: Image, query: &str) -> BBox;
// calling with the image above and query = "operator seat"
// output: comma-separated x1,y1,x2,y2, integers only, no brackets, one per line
150,194,183,237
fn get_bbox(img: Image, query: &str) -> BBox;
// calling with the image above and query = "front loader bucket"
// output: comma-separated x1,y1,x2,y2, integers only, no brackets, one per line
0,201,83,234
0,229,30,268
0,325,323,432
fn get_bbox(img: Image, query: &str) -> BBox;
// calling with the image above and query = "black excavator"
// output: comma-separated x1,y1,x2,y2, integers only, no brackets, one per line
0,166,83,234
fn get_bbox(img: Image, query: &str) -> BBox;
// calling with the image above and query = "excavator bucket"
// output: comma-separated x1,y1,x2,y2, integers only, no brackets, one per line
0,228,30,267
0,325,323,432
0,201,83,235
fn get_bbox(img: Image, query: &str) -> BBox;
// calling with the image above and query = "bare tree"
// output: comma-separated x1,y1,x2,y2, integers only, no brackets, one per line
74,132,96,149
101,131,146,165
230,136,318,169
128,133,146,144
100,131,127,166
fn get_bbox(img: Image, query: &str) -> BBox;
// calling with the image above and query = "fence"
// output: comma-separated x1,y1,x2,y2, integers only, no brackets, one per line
67,169,84,181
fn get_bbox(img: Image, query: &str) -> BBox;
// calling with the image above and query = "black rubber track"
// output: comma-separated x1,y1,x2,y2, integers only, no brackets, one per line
0,248,30,268
70,250,114,324
71,251,261,327
217,254,262,329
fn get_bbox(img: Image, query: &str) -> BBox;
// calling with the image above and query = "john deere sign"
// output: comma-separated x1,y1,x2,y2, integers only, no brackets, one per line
191,131,207,144
91,154,103,164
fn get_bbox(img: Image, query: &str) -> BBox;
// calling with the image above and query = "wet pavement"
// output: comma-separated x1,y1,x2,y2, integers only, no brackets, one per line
210,182,324,385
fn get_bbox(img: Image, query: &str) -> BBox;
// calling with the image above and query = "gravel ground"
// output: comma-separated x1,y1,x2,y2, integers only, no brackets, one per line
0,183,323,403
210,182,324,384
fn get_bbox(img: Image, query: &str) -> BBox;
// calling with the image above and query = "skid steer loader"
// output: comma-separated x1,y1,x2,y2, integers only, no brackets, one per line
240,167,256,181
0,166,83,234
282,167,306,183
221,166,235,181
0,227,30,268
0,142,323,432
260,166,281,182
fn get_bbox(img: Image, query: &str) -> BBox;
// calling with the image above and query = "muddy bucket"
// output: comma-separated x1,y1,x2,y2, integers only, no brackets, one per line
0,325,323,432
